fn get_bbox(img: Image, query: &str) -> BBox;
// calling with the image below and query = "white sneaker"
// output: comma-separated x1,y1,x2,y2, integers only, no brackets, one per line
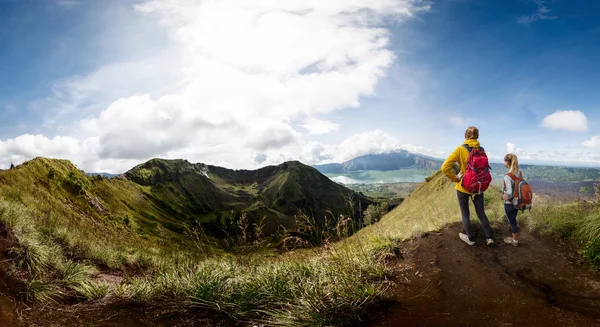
459,233,475,246
486,238,494,246
503,237,518,246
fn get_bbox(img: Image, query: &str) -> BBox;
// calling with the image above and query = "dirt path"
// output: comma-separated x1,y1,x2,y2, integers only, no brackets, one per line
15,301,239,327
368,222,600,327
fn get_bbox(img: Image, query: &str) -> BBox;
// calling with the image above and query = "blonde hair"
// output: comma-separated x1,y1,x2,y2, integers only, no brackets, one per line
504,153,519,176
464,126,479,140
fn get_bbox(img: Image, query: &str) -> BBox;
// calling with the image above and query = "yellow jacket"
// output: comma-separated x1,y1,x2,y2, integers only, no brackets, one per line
441,139,484,195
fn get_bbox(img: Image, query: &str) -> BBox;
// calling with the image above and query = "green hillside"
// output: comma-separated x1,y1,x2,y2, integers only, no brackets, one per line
0,157,598,327
0,157,383,325
123,158,375,235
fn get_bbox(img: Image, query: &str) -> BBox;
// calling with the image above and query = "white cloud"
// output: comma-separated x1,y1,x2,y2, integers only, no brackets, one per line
329,176,365,184
506,143,516,153
299,129,442,164
14,0,429,171
300,119,340,135
517,0,557,24
302,141,332,162
540,110,588,132
337,130,403,160
0,134,83,168
583,136,600,149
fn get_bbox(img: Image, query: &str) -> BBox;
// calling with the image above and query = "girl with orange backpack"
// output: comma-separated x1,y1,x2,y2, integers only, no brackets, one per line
502,153,521,246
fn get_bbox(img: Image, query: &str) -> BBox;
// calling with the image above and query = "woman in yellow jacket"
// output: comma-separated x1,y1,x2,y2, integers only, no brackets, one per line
441,126,494,246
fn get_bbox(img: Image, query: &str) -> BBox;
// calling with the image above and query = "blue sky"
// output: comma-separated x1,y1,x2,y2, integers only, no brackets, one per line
0,0,599,172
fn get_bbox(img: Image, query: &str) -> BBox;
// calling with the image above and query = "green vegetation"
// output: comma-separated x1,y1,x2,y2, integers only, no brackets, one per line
0,158,384,326
524,201,600,266
0,157,599,326
345,182,418,200
363,202,390,225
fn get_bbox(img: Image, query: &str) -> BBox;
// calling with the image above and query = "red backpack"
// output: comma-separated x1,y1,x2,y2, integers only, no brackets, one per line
461,145,492,194
507,172,533,211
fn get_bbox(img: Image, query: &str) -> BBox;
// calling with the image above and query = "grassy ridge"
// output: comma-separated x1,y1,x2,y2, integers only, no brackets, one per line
0,158,598,326
0,158,385,326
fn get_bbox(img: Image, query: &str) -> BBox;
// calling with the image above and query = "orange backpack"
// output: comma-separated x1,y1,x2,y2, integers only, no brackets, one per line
506,172,533,211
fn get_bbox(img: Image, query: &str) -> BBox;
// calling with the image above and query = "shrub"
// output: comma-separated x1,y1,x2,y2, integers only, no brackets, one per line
63,171,84,195
363,202,389,225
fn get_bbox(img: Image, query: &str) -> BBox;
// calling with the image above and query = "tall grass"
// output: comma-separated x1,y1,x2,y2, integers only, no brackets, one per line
524,201,600,265
111,242,392,326
0,193,191,302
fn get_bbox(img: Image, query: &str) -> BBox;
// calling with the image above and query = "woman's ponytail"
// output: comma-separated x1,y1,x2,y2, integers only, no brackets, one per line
504,153,519,176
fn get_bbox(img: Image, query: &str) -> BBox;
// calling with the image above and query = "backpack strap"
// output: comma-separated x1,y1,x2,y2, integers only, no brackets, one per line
507,172,521,198
507,172,522,181
462,144,484,152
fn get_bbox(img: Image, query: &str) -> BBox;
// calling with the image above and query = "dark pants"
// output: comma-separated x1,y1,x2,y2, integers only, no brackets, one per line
457,191,493,241
504,204,519,234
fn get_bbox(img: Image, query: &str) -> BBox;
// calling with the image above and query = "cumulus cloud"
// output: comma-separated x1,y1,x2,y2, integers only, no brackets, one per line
0,134,83,168
540,110,588,132
246,121,299,151
337,130,403,159
12,0,429,171
583,136,600,149
506,143,516,153
300,119,340,135
299,130,442,164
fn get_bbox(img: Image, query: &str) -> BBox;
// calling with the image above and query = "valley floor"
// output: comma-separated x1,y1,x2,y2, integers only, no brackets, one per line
366,222,600,327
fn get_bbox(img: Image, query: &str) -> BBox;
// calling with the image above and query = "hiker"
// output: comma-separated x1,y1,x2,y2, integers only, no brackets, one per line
502,153,520,246
442,126,494,246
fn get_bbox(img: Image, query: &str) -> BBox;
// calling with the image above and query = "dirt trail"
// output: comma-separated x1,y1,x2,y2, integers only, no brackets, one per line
15,302,238,327
0,281,17,327
368,222,600,327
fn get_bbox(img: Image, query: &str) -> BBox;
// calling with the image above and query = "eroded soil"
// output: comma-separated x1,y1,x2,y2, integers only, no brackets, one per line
367,222,600,327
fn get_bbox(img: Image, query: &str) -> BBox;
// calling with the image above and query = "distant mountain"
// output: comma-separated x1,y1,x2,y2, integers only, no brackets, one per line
315,150,600,183
86,172,120,178
314,150,443,174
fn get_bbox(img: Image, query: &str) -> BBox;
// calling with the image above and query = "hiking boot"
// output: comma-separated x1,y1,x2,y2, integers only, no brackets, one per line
459,233,475,246
486,238,494,246
503,237,518,246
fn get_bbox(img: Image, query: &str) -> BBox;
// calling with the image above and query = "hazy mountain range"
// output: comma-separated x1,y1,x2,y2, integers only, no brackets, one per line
313,150,600,183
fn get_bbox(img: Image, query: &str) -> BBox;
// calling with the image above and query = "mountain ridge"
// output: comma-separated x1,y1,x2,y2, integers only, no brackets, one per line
314,150,443,173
